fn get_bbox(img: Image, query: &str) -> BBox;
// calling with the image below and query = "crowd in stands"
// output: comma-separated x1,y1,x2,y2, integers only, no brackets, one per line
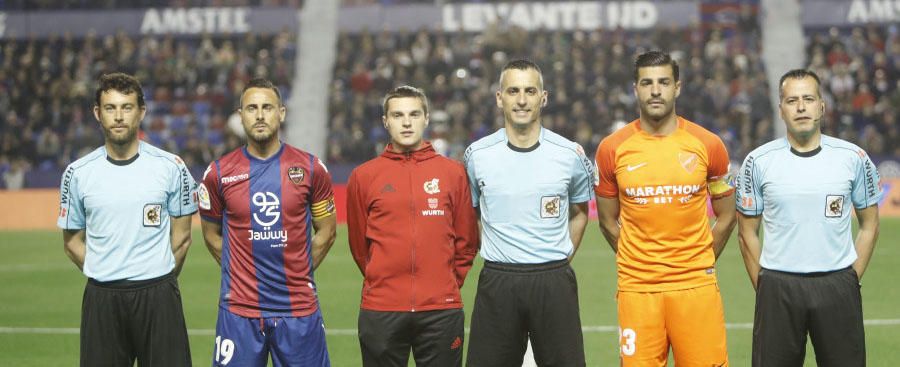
327,19,772,164
0,31,297,188
804,25,900,157
2,4,898,189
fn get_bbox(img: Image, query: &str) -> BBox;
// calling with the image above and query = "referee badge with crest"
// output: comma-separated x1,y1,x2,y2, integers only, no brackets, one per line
541,195,561,218
825,195,844,218
143,204,162,227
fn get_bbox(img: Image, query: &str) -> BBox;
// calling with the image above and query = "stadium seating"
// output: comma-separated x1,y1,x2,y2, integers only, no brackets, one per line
327,24,773,164
0,31,297,187
1,2,897,189
804,25,900,157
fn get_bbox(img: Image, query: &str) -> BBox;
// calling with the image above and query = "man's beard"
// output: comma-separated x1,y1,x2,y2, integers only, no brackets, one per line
105,125,138,146
248,127,277,144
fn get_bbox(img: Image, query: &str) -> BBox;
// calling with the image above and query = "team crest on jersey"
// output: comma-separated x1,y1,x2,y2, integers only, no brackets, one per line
428,198,439,209
143,204,162,227
825,195,844,217
678,152,698,173
288,167,305,184
541,195,561,218
424,178,440,194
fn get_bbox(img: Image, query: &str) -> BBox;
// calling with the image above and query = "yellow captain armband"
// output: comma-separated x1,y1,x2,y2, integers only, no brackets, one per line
311,198,336,219
708,174,735,198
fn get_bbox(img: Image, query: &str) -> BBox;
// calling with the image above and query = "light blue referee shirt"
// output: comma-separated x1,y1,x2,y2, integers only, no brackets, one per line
57,142,199,281
735,135,882,273
464,128,594,264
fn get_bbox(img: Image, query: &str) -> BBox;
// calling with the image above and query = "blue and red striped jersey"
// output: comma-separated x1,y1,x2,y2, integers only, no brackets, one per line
199,143,336,318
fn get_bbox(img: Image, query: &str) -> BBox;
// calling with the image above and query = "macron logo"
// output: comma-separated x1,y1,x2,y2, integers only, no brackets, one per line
221,173,249,184
627,163,647,172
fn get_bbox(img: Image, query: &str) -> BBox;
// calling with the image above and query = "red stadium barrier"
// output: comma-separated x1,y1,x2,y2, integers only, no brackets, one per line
0,189,61,230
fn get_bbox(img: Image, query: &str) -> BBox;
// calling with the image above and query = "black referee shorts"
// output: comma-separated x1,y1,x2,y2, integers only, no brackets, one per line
80,272,191,367
466,260,585,367
753,267,864,367
358,308,464,367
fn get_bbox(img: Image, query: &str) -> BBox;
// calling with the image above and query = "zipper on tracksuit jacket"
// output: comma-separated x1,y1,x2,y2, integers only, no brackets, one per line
406,153,418,312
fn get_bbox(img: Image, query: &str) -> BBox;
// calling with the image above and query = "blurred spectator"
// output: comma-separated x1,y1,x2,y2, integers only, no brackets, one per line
2,158,28,190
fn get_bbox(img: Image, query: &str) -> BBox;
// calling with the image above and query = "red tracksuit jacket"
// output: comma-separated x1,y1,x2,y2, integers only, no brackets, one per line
346,142,480,312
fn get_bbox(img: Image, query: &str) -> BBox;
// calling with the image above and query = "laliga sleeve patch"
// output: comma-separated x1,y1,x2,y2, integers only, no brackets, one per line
540,195,561,218
143,204,163,227
198,184,211,210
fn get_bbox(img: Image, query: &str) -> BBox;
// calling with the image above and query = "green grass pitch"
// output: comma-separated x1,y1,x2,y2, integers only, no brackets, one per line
1,219,898,366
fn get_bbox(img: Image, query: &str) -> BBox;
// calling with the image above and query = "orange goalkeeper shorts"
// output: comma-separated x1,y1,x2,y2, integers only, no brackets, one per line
616,283,728,367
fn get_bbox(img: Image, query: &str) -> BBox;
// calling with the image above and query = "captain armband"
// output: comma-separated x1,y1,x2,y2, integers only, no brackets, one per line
707,173,735,198
311,197,336,219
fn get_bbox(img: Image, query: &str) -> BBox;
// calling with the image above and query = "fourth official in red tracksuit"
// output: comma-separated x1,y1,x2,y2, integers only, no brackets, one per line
347,141,479,367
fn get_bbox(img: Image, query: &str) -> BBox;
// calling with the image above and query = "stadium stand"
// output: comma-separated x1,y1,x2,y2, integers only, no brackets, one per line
0,0,303,10
1,1,898,189
0,31,297,187
327,22,774,164
804,25,900,157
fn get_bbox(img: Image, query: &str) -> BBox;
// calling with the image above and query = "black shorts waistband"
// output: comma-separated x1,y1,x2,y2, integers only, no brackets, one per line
762,266,852,278
88,272,174,290
483,259,569,273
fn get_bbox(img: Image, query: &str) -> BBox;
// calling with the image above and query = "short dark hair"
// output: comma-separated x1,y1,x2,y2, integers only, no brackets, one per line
382,85,429,116
634,51,679,82
95,72,145,108
499,59,544,88
241,78,282,106
778,69,822,99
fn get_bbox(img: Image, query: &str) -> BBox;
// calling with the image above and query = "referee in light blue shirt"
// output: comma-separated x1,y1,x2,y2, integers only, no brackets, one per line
736,69,882,367
58,73,197,367
463,59,593,366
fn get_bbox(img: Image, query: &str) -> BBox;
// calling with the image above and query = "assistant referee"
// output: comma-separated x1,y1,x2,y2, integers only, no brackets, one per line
736,69,882,367
58,73,197,366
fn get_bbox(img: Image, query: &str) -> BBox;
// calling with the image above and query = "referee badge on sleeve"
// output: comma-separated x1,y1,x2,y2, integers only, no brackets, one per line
541,195,561,218
825,195,843,218
143,204,162,227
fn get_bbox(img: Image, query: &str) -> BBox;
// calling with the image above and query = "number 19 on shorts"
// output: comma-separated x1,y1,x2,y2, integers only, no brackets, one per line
619,327,636,356
214,335,235,365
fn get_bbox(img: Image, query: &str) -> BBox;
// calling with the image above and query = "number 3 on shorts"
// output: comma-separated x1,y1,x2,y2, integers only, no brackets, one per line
214,335,235,365
619,327,636,356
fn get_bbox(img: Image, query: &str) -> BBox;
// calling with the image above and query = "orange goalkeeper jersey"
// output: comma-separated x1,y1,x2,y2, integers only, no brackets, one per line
595,117,734,292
